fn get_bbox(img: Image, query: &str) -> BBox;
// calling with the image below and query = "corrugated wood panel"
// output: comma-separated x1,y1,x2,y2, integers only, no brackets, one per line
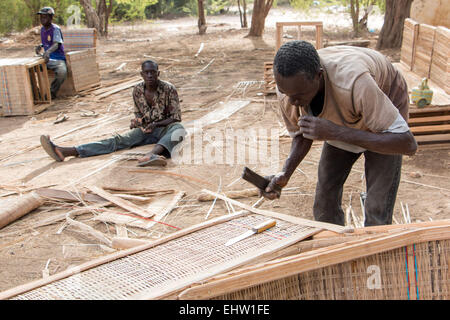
412,24,436,78
0,59,50,116
430,27,450,95
400,18,419,70
63,28,97,52
66,49,100,92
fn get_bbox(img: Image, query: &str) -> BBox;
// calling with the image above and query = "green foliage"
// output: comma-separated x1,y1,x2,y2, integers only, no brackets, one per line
0,0,83,35
113,0,158,21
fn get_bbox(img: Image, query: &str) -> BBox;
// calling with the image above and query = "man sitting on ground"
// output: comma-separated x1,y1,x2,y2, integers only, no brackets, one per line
40,60,185,167
34,7,67,99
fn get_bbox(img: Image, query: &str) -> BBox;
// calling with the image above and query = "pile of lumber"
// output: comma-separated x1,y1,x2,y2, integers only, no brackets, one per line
408,106,450,149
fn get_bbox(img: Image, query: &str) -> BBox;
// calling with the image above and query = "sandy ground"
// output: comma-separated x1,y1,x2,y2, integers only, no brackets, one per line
0,9,449,293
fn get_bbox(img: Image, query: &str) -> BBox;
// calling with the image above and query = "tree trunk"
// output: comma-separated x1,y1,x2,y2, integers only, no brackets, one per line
377,0,413,49
79,0,101,31
197,0,207,35
247,0,273,37
237,0,243,28
243,0,248,28
350,0,360,37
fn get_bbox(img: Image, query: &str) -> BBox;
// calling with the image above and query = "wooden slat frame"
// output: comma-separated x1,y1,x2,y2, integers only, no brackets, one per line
429,26,450,94
400,18,419,70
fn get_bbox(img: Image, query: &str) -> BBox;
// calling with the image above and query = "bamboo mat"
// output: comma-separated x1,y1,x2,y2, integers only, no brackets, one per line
1,213,320,300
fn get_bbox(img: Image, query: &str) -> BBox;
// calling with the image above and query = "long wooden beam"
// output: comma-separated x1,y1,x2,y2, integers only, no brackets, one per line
200,189,351,234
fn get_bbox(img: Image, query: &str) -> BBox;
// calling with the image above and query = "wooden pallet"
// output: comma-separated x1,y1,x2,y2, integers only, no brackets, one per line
264,21,324,96
0,58,51,116
409,106,450,149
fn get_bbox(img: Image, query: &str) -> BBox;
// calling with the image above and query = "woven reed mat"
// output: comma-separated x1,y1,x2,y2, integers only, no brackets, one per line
2,213,321,300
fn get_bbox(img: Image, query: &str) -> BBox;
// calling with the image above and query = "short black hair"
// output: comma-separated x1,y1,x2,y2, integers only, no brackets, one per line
141,60,158,70
273,40,321,79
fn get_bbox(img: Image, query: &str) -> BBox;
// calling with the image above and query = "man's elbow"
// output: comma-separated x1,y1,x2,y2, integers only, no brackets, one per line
404,132,418,156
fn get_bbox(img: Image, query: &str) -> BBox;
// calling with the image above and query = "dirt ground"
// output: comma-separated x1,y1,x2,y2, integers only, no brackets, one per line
0,9,449,294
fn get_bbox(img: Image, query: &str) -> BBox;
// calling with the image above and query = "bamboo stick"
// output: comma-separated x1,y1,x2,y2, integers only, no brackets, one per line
87,186,156,218
198,188,259,202
200,189,351,234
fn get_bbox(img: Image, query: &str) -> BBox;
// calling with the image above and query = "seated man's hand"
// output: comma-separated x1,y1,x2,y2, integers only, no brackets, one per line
130,117,143,129
259,172,289,200
35,45,42,55
143,123,156,134
42,51,50,63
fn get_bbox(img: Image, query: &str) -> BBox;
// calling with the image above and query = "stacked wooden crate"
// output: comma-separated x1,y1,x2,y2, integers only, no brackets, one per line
429,27,450,95
48,28,100,96
0,58,51,116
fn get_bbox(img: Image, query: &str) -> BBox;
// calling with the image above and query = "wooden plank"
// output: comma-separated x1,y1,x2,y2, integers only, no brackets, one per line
414,133,450,144
410,123,450,135
400,18,419,70
87,186,156,218
313,219,450,239
412,24,436,78
176,225,450,299
408,114,450,126
429,26,450,95
0,210,249,300
409,106,450,118
200,189,351,234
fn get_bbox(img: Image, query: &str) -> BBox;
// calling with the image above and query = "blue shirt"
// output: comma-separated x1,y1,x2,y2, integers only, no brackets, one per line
41,23,66,61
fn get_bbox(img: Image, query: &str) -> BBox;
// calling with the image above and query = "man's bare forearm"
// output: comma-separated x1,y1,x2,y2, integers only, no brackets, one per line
282,134,313,179
332,126,417,156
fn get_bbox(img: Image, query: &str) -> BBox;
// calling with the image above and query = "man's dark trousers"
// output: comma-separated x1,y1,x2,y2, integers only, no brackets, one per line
313,142,402,226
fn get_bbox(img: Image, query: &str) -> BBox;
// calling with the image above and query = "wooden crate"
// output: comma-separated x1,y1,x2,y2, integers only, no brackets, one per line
275,21,323,51
0,58,51,116
264,21,323,96
400,18,419,70
48,28,100,96
429,27,450,95
49,48,100,96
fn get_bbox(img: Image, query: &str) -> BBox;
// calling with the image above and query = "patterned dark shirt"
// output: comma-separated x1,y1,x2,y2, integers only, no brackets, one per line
132,80,181,129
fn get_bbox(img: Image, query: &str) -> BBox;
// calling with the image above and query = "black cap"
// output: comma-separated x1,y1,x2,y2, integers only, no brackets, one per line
37,7,55,15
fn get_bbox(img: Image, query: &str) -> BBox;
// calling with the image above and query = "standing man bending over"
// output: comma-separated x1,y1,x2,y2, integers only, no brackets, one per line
40,60,185,167
35,7,67,99
261,41,417,226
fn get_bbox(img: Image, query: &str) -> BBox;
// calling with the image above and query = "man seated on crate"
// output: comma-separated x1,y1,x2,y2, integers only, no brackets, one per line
40,60,186,167
34,7,67,100
260,40,418,227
